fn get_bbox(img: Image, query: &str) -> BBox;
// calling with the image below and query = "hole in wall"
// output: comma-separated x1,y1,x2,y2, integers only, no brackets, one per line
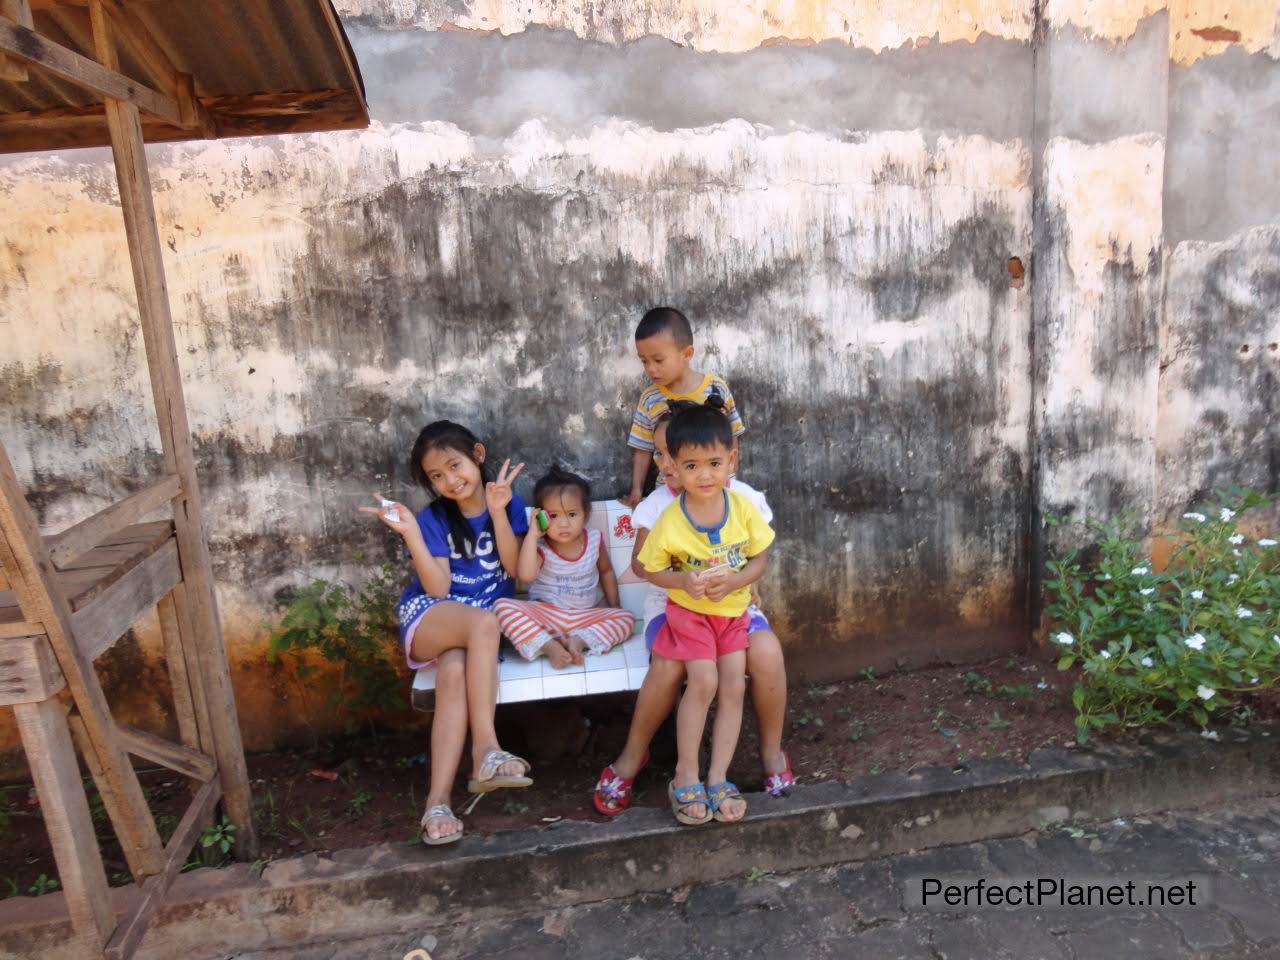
1007,256,1025,289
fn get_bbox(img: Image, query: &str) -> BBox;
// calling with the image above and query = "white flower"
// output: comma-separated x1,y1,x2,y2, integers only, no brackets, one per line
1220,508,1236,521
1036,681,1049,690
1228,574,1240,584
1139,588,1155,596
1228,534,1244,545
1140,657,1154,667
1201,729,1219,741
1100,573,1112,581
1185,634,1207,651
1236,607,1253,619
1100,650,1111,659
1144,603,1153,612
1183,512,1207,523
1251,677,1260,684
1259,538,1276,547
1275,635,1280,647
1053,632,1074,646
1232,549,1242,557
1131,566,1149,575
1196,685,1216,701
1190,590,1204,600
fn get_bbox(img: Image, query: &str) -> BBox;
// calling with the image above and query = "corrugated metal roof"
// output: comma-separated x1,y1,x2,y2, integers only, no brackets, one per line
0,0,367,153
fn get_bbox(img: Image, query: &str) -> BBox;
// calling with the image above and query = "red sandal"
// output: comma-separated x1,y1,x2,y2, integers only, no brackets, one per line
592,753,648,816
763,751,796,797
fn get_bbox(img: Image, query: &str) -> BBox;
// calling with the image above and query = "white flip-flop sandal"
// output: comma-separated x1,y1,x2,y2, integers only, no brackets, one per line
420,803,463,845
467,749,533,794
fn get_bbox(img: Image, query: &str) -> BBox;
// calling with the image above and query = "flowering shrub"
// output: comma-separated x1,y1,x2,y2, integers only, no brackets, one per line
1044,491,1280,743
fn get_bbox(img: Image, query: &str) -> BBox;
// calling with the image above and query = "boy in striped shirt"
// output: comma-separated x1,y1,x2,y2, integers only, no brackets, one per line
621,307,745,508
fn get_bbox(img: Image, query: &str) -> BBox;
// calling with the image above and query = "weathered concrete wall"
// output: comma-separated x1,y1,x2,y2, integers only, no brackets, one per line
1,0,1277,772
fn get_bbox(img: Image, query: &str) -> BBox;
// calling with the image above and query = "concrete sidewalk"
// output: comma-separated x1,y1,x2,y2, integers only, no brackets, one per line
242,796,1280,960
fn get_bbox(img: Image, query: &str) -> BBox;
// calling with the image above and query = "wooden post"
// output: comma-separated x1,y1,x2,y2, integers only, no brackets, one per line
89,0,257,857
15,697,116,954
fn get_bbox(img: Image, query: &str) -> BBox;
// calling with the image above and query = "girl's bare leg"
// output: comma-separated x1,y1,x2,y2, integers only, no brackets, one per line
423,648,466,840
674,659,718,819
707,650,747,821
745,630,788,775
411,602,523,779
612,655,684,779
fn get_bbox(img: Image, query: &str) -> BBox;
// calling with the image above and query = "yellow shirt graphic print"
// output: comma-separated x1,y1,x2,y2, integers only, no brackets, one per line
637,488,775,617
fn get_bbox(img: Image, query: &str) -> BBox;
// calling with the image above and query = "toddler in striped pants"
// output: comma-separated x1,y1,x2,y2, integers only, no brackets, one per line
494,465,635,669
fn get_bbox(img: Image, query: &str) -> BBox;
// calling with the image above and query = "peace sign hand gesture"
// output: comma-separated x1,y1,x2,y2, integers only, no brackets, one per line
485,459,525,514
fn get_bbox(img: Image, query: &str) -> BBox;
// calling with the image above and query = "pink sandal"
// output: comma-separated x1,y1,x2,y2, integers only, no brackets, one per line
763,751,796,797
593,753,648,816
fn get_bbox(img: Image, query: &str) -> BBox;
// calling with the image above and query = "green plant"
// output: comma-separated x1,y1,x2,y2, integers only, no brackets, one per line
155,812,179,843
266,561,405,740
200,816,237,864
859,666,876,683
793,709,823,728
961,671,993,697
27,874,59,896
987,711,1011,729
746,866,767,883
2,876,17,899
847,720,877,742
249,858,271,879
500,795,529,815
1045,490,1280,742
996,682,1034,701
349,789,373,820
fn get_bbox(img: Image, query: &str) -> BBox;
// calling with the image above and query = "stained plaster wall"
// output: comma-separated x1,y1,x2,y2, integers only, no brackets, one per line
0,0,1276,771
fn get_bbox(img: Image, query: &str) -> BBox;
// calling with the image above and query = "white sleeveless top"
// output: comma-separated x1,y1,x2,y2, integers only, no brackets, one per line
528,528,603,609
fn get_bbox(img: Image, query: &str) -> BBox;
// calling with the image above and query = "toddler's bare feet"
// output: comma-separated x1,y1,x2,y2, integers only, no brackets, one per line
564,633,588,665
542,638,573,669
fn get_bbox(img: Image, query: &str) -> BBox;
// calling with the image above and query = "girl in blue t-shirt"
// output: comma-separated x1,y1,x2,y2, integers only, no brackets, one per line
360,420,533,846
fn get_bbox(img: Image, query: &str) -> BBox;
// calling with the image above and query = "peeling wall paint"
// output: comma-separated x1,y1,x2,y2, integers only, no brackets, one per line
336,0,1034,52
1157,228,1280,523
1035,135,1164,546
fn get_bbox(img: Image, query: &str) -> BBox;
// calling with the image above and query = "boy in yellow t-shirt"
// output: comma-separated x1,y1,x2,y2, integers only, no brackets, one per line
622,307,745,507
636,399,774,825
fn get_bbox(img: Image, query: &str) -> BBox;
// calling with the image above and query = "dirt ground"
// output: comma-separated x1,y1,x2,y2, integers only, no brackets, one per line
3,653,1277,897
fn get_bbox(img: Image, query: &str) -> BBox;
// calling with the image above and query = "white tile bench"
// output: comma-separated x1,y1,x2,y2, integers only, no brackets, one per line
411,500,650,712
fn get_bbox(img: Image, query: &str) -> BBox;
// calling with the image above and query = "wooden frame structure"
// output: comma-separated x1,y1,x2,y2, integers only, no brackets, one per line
0,3,367,958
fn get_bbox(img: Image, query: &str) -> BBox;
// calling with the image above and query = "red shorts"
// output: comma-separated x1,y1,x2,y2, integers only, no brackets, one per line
651,600,749,661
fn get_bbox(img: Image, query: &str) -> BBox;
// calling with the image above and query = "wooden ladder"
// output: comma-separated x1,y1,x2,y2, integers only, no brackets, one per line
0,450,256,959
0,5,256,957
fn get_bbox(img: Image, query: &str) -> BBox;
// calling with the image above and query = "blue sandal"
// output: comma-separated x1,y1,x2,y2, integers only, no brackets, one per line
668,781,712,825
706,781,747,822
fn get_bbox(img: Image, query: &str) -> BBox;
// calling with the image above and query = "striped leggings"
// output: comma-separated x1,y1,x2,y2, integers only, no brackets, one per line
493,598,635,661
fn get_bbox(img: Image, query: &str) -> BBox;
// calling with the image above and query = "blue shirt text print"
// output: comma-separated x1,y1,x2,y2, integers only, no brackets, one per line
398,493,530,608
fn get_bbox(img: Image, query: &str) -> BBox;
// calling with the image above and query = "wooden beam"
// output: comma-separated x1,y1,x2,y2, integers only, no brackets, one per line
0,87,368,153
15,696,116,952
48,474,181,569
0,12,181,123
105,778,221,960
117,721,216,782
0,631,64,706
0,618,46,638
70,536,180,660
158,586,215,768
0,0,33,81
92,4,258,860
92,0,215,136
